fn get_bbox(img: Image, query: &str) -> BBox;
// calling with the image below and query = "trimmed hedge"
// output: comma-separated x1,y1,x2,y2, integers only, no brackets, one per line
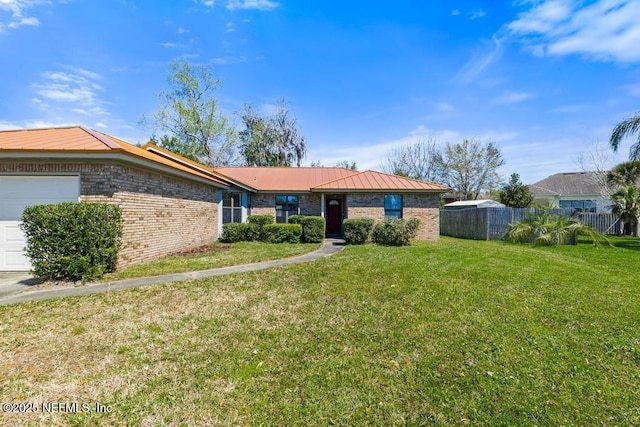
261,224,303,243
343,218,375,245
220,223,259,243
288,215,325,243
247,215,274,241
21,202,123,281
371,218,421,246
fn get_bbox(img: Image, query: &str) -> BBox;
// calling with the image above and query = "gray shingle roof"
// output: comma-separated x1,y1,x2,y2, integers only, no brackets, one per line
528,172,602,196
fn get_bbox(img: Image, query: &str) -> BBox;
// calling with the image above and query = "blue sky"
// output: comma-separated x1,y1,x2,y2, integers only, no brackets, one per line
1,0,639,184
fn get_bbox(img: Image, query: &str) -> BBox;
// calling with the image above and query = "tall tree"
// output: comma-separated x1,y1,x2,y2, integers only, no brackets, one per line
497,173,534,207
610,114,640,160
335,160,357,170
437,138,505,200
381,137,442,182
239,102,306,166
577,140,615,199
140,60,237,166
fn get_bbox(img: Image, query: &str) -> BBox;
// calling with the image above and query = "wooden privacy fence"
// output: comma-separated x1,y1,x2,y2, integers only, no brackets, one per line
440,207,622,241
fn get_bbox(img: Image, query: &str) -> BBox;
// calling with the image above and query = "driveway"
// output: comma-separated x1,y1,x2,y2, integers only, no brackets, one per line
0,272,40,299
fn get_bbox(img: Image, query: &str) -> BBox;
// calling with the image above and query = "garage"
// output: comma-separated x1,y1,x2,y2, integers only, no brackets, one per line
0,175,80,271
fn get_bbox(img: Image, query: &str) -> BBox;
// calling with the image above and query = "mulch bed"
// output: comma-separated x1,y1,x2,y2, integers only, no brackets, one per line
170,244,232,256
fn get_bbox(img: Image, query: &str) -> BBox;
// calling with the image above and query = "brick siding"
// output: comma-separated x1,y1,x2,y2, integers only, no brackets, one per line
1,160,219,268
250,193,321,219
250,191,441,240
346,193,440,240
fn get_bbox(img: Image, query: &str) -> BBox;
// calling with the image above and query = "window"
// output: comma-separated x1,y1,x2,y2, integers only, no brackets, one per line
223,192,242,223
275,195,299,223
559,199,596,213
384,194,402,219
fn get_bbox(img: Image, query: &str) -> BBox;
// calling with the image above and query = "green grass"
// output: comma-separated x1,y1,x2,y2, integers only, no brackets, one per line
1,236,640,425
103,241,321,280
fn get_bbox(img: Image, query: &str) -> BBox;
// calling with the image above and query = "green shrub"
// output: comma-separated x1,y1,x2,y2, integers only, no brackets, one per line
343,218,375,245
371,218,421,246
220,223,259,243
405,217,421,240
261,224,302,243
504,210,609,247
21,202,123,281
289,215,325,243
247,215,274,228
248,215,274,240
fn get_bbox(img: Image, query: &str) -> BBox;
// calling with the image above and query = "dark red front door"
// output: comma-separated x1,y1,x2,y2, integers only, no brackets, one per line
326,198,343,235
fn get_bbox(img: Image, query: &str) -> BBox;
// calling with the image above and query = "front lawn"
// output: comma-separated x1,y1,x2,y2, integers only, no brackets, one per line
1,237,639,425
103,241,321,280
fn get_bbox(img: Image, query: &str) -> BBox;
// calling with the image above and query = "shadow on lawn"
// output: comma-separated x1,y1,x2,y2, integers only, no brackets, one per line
610,236,640,251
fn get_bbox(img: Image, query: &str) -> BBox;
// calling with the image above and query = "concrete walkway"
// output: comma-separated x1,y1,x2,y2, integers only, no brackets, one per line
0,239,345,306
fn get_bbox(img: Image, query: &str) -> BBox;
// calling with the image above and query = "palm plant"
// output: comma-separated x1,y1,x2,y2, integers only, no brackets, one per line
606,160,640,187
611,185,640,237
610,114,640,160
504,210,609,246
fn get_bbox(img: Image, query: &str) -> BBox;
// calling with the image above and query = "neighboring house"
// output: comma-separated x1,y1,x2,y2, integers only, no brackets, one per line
528,172,610,213
0,126,449,272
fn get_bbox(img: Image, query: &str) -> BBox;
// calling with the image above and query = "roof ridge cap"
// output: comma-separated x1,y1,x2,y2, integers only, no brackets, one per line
310,169,361,188
361,169,448,186
80,126,122,150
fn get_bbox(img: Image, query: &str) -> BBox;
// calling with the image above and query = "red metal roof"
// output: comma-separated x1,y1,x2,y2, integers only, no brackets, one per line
214,167,358,191
0,126,114,151
215,167,449,192
311,169,450,191
0,126,227,186
0,127,449,192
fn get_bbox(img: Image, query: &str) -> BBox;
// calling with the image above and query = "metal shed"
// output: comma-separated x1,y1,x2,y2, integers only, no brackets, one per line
442,200,506,210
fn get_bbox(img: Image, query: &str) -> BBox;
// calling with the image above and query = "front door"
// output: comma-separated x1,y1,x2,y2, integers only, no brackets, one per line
326,198,343,235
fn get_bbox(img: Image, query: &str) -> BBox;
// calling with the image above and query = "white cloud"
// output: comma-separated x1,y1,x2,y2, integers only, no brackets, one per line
0,121,23,130
25,120,82,129
436,102,455,111
31,68,110,118
451,9,460,16
494,91,537,104
226,21,235,32
452,35,503,84
549,103,590,113
158,41,189,49
508,0,640,63
96,122,108,128
468,8,486,20
226,0,278,11
306,125,464,172
210,55,264,64
0,0,46,32
8,15,38,28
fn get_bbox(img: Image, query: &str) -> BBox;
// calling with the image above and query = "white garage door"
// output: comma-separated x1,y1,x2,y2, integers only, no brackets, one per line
0,175,80,271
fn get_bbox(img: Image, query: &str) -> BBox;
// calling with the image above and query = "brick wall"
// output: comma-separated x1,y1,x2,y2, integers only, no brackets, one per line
250,193,321,218
346,192,441,240
403,193,440,240
1,159,219,268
